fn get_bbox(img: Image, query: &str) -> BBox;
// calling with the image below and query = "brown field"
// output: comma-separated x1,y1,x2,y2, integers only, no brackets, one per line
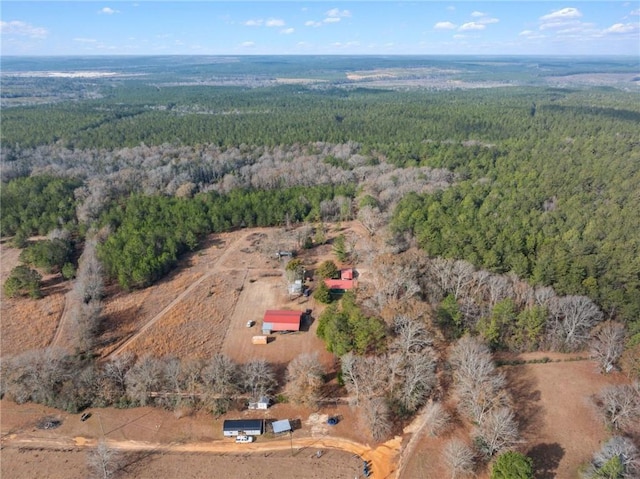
1,242,67,355
399,354,629,479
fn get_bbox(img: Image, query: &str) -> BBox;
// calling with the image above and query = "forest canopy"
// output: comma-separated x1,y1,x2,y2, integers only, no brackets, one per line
1,58,639,336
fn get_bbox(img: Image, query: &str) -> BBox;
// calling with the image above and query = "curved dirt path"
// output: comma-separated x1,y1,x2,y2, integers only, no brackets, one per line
2,433,400,479
105,232,251,359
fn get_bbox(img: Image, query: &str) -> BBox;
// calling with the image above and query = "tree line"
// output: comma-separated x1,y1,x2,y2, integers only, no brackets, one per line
98,184,355,289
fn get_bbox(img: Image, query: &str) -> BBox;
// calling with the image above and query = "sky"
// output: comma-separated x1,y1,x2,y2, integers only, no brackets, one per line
1,1,639,56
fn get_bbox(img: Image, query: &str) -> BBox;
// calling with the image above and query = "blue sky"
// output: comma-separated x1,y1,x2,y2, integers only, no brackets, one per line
1,1,639,56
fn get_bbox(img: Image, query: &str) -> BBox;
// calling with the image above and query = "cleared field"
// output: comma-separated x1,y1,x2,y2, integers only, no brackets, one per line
399,355,628,479
0,448,365,479
0,242,66,355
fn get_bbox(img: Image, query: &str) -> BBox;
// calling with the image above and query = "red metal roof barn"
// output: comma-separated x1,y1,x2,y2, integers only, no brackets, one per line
324,279,356,291
262,310,301,332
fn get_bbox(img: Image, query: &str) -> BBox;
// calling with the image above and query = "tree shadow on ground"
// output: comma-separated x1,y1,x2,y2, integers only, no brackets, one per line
528,442,565,479
503,365,543,437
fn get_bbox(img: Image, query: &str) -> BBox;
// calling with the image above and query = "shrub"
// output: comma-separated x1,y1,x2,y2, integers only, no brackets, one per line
491,451,534,479
4,265,43,298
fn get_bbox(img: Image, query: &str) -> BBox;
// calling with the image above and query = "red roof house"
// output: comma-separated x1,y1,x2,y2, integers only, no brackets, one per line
262,310,301,332
324,278,357,291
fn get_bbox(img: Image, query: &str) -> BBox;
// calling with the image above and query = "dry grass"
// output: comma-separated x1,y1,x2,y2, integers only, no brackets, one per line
131,273,243,359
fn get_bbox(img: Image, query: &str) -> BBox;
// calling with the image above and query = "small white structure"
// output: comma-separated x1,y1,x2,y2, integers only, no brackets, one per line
248,396,270,410
288,279,303,296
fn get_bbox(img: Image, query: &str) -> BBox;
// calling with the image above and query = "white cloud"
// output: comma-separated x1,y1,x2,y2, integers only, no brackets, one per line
280,27,295,35
539,18,584,31
478,17,499,25
240,41,255,48
434,21,456,30
447,6,455,11
98,7,119,15
519,30,534,36
540,7,582,22
244,19,263,27
265,18,285,27
604,23,636,33
306,8,350,29
326,8,351,18
459,22,485,31
73,37,97,43
0,20,48,38
471,11,486,18
631,9,640,15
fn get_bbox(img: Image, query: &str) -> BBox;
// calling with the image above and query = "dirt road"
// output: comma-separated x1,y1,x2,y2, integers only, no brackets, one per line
1,432,400,479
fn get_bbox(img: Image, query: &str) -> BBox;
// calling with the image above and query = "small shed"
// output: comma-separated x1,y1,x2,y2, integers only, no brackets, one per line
272,419,292,434
248,396,270,410
223,419,264,437
252,335,268,345
288,279,303,295
262,310,301,333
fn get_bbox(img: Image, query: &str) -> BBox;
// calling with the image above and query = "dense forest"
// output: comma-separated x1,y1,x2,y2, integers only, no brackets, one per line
2,56,639,350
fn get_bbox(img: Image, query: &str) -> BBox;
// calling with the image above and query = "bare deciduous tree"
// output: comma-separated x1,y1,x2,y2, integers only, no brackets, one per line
430,258,475,300
397,353,437,412
450,336,509,424
124,355,165,406
369,253,421,311
585,436,640,479
97,352,135,406
341,353,389,406
358,205,384,236
590,321,626,373
391,315,432,356
534,286,556,308
362,396,392,441
74,237,104,303
241,359,276,401
486,275,513,307
87,440,121,479
285,352,325,407
597,383,640,432
202,354,240,414
423,401,452,437
444,438,476,479
70,299,103,352
548,295,603,351
473,407,519,459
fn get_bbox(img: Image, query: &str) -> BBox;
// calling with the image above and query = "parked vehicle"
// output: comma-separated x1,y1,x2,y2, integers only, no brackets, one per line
235,435,254,443
246,320,255,327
